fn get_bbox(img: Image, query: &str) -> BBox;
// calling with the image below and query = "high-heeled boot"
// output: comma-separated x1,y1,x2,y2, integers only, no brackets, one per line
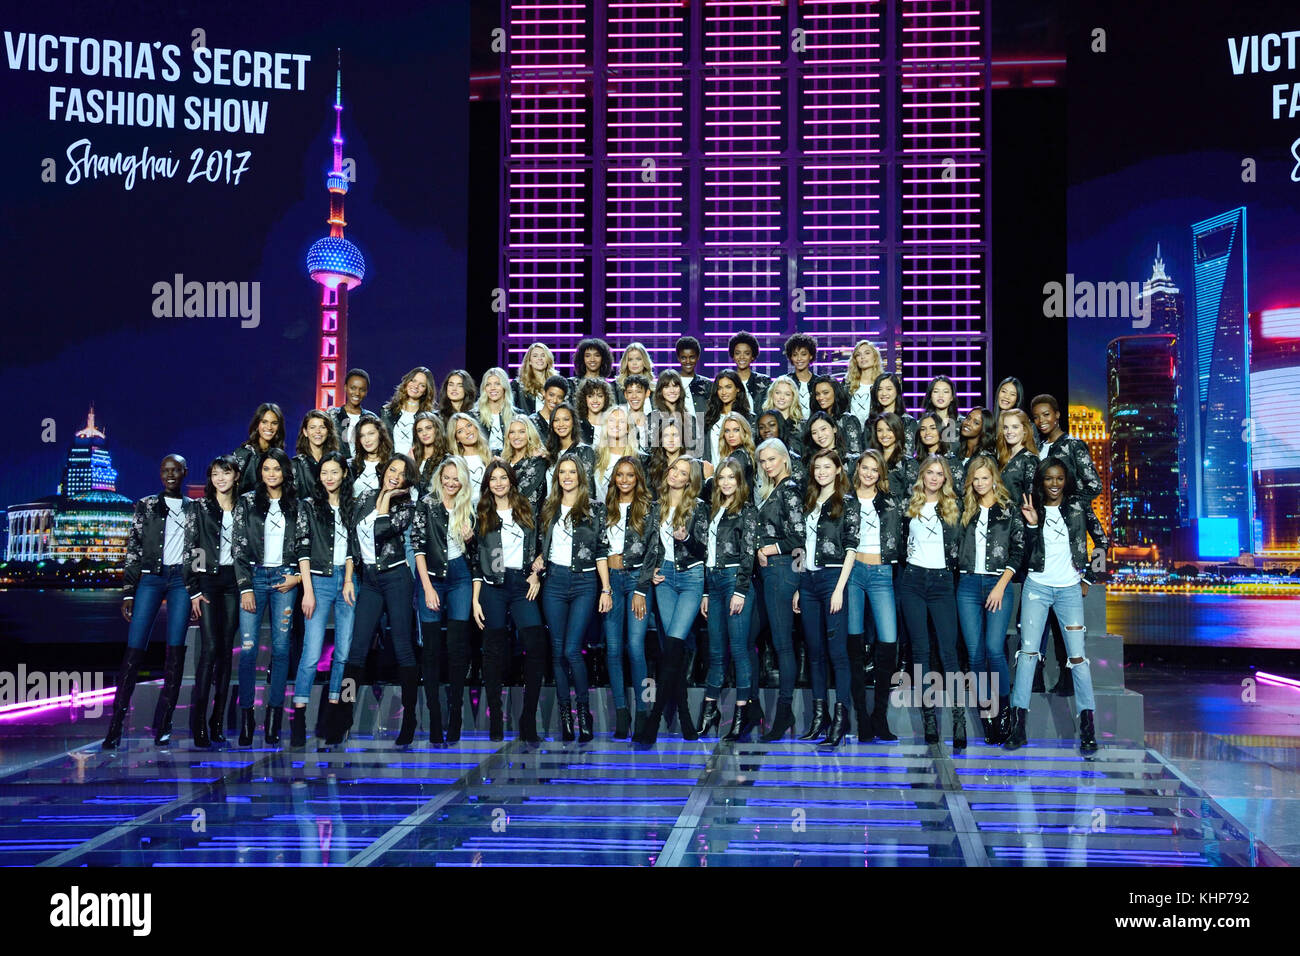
152,644,188,746
870,641,898,741
614,708,631,739
696,699,722,737
102,647,146,751
995,696,1011,745
518,626,546,744
798,699,829,741
421,622,444,744
558,706,575,742
635,638,682,747
330,663,364,746
1002,706,1027,750
921,705,939,744
445,620,471,742
238,707,256,747
760,699,795,742
576,702,594,743
819,702,848,747
847,634,870,736
722,701,749,741
264,706,283,746
395,665,420,747
209,653,232,746
952,705,967,752
1079,709,1098,755
482,628,508,741
189,643,213,748
675,661,697,741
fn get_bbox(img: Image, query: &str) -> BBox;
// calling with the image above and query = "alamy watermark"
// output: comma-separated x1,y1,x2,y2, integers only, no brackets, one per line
152,273,260,328
889,666,1001,716
1042,274,1150,327
0,665,107,718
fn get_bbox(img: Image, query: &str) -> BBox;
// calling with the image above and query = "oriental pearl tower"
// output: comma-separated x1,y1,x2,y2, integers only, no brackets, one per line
306,52,365,410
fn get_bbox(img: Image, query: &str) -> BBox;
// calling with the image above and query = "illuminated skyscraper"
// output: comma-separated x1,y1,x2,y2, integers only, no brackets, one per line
1250,307,1300,558
60,404,118,498
307,53,365,410
1069,406,1110,539
1190,207,1252,555
1138,244,1191,525
1107,336,1180,561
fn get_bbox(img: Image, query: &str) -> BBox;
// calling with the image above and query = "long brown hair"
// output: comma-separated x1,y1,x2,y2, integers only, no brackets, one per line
350,414,393,474
476,458,535,534
605,456,651,537
658,456,703,531
711,459,749,517
995,408,1039,468
411,411,448,479
295,409,340,458
386,367,436,417
853,449,892,499
540,452,594,530
804,448,849,520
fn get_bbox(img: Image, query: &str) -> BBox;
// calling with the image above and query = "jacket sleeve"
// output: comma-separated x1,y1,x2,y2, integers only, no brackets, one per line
735,505,758,597
684,501,709,561
594,512,609,562
232,498,255,593
780,479,805,554
122,500,146,599
635,505,660,596
410,501,430,555
374,498,413,551
1071,440,1103,504
843,417,864,457
1082,503,1109,584
1005,507,1026,574
184,503,202,600
843,497,861,555
295,503,313,565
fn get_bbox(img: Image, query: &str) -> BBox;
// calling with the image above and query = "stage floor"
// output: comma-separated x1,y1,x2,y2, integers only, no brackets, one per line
0,728,1282,867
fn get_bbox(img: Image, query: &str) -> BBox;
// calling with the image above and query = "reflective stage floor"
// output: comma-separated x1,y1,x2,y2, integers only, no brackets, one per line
0,727,1285,867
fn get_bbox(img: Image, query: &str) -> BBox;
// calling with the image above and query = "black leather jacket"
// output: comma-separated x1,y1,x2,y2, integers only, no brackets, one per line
803,496,861,569
471,506,542,586
1000,449,1038,506
512,379,544,414
347,488,415,578
193,497,236,578
232,491,301,592
637,497,709,591
957,502,1026,575
757,475,805,555
901,503,962,571
411,498,473,580
292,453,325,501
604,500,656,574
1039,434,1103,505
123,494,202,600
294,499,352,575
1023,499,1109,585
539,504,609,573
703,502,758,596
854,491,904,564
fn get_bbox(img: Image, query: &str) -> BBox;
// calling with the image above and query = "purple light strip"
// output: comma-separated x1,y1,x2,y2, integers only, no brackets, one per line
1256,671,1300,689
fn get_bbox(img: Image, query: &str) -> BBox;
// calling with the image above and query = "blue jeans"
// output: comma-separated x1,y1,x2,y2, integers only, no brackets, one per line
800,566,848,705
126,566,191,650
604,567,653,713
845,561,898,643
479,569,544,631
294,566,355,706
543,564,598,707
348,564,417,667
754,556,799,702
705,566,755,700
238,565,300,709
654,563,704,641
420,555,473,623
956,572,1012,704
1012,577,1094,714
897,565,961,685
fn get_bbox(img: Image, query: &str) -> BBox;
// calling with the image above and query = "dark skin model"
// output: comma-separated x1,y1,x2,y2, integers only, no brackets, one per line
677,347,699,378
343,375,368,415
122,455,203,623
1031,402,1064,445
1021,461,1090,602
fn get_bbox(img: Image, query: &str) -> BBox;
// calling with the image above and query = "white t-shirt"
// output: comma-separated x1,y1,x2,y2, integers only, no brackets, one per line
804,506,820,572
344,412,361,448
499,509,524,570
354,460,380,497
219,509,234,566
974,506,993,575
446,506,465,562
608,501,629,556
849,381,873,428
707,507,725,568
857,494,880,555
596,461,618,504
1030,505,1080,587
262,499,286,567
659,515,676,564
549,504,574,566
357,509,379,565
907,501,946,569
162,497,186,565
331,504,348,566
795,375,813,419
708,420,725,465
466,456,486,509
486,412,506,453
393,410,416,457
680,376,697,415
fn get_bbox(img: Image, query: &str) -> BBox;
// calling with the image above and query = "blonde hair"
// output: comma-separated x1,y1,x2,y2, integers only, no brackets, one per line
906,454,960,525
447,412,491,466
437,455,476,542
764,376,805,425
996,408,1039,468
715,411,756,464
517,343,556,399
659,456,703,531
961,454,1012,526
844,341,883,394
853,449,892,500
475,367,517,435
596,406,639,475
711,459,749,517
505,415,547,463
615,342,656,389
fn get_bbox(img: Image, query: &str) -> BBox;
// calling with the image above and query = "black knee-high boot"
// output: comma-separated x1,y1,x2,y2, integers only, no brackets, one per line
190,626,217,747
871,642,899,741
329,663,364,745
421,622,444,744
210,631,234,745
846,634,870,737
103,647,146,750
445,620,471,741
152,644,188,746
518,626,546,743
395,665,420,747
635,638,684,747
482,628,508,741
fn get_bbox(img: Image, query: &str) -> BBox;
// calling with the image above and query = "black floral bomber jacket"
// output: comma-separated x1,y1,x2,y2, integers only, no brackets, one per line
123,494,202,600
756,476,805,555
802,496,861,569
704,502,758,596
957,502,1026,576
539,505,610,574
636,497,709,592
1022,499,1109,585
346,488,415,579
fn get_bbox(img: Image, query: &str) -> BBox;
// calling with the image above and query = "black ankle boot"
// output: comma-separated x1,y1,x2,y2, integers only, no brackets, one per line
558,705,575,742
152,644,188,746
614,708,630,740
980,715,997,746
760,699,795,742
577,703,594,743
102,647,145,751
1031,658,1046,693
264,706,283,745
798,699,829,740
1052,666,1074,697
633,711,648,741
722,701,749,741
819,702,848,747
209,681,229,745
289,705,307,747
871,642,898,741
395,666,420,747
239,707,256,747
488,696,505,742
738,696,763,738
922,705,939,744
1003,706,1027,750
696,699,722,737
952,706,967,752
995,696,1010,745
1079,709,1098,755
